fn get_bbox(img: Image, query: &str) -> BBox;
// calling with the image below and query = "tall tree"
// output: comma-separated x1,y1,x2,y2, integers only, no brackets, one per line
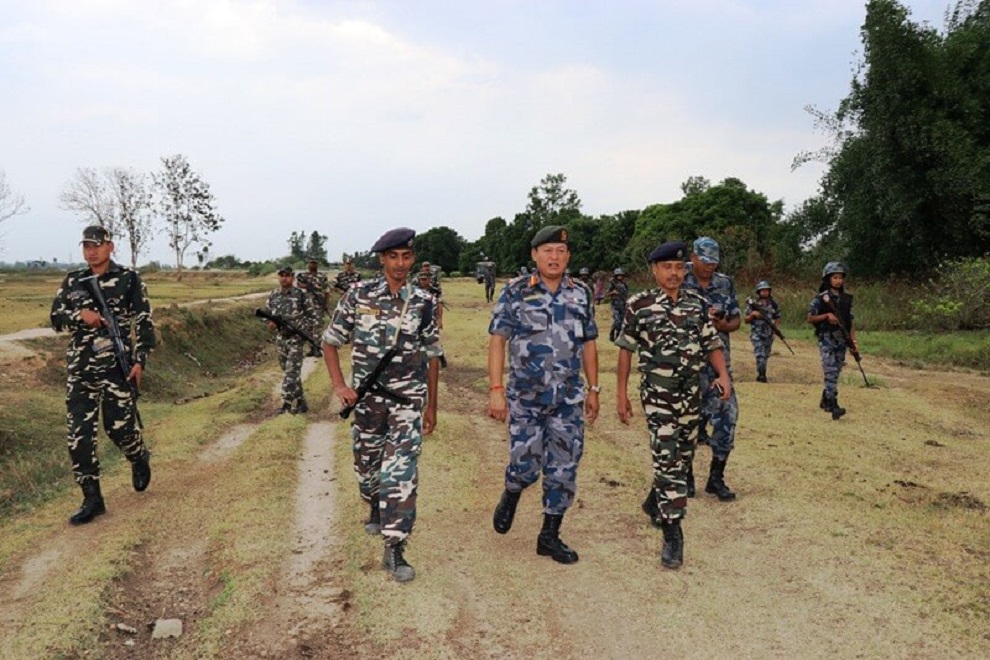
287,230,307,261
108,168,152,269
0,169,29,241
154,154,224,279
59,167,116,233
413,226,467,274
526,173,583,229
305,231,329,264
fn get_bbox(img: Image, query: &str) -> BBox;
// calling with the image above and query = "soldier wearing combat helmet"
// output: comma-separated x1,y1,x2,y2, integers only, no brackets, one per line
322,227,443,582
807,261,858,419
50,225,155,526
616,240,730,568
744,280,782,382
606,267,630,342
487,225,599,565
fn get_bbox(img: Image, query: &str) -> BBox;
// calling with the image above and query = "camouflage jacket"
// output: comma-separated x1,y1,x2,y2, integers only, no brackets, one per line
744,296,781,338
266,286,313,340
607,278,630,311
323,278,443,396
50,261,155,369
295,271,330,312
808,290,854,344
334,270,361,293
615,288,722,393
683,263,740,369
489,274,597,402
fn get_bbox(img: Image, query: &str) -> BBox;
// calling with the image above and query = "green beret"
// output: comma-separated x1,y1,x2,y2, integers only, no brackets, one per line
531,225,570,248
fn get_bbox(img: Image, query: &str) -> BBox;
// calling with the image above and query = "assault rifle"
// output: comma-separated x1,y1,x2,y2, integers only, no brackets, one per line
78,274,143,428
339,347,412,419
255,308,323,355
751,309,795,355
820,295,872,387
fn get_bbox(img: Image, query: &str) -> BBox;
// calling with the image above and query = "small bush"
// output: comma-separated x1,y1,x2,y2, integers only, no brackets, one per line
910,257,990,330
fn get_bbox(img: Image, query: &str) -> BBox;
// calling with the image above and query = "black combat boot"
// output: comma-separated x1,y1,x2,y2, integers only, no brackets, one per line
365,499,381,535
641,489,662,529
131,450,151,492
686,462,696,498
830,396,846,420
382,541,415,582
820,389,829,411
69,480,106,526
294,400,309,414
659,519,683,569
536,514,579,564
277,402,291,415
757,367,767,383
493,489,521,534
705,456,737,501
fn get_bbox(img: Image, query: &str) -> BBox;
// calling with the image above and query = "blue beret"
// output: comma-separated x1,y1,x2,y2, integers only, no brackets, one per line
371,227,416,253
531,225,570,248
648,241,688,263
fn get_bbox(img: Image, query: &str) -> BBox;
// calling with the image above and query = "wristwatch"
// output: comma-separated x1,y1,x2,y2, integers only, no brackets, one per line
588,385,601,393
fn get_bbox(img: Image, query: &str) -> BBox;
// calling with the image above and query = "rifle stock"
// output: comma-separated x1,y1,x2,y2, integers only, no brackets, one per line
339,347,410,418
255,308,322,353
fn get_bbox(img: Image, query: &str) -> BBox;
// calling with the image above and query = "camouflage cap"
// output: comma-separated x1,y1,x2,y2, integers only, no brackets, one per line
371,227,415,253
648,241,688,263
693,236,720,264
80,225,112,245
531,225,569,248
277,264,294,276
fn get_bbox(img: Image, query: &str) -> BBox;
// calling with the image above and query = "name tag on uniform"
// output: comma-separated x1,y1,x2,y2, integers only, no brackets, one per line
523,294,542,302
356,306,379,316
93,337,113,353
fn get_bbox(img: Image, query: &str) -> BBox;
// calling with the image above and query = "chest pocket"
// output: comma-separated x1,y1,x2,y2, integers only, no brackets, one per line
563,300,588,340
518,301,550,337
355,309,385,347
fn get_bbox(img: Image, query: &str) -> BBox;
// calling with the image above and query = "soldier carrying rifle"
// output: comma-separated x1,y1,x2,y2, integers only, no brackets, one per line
322,227,443,583
265,265,315,414
50,226,154,526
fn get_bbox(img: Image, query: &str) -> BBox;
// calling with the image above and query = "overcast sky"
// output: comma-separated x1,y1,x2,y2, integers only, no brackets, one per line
0,0,950,265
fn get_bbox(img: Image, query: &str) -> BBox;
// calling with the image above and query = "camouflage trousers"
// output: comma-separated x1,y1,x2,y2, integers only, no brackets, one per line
66,367,146,484
610,305,624,338
643,381,702,521
485,281,496,303
817,336,847,398
505,395,585,515
306,309,326,344
750,330,775,372
698,368,738,460
276,336,305,409
351,392,423,546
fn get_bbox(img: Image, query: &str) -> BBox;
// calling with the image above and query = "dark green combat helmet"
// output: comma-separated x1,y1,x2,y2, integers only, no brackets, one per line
822,261,847,278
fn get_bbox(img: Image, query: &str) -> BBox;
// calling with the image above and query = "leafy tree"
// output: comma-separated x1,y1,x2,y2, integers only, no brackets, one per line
287,231,307,261
108,168,152,269
305,231,329,264
526,172,582,228
413,226,466,274
0,169,29,241
206,254,248,269
154,154,224,279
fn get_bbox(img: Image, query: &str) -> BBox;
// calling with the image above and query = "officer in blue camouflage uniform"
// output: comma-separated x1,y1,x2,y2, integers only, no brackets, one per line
616,241,731,569
682,236,740,501
295,256,330,357
487,225,599,565
744,280,781,383
323,227,442,582
606,268,629,342
265,265,313,414
50,225,154,526
807,261,857,420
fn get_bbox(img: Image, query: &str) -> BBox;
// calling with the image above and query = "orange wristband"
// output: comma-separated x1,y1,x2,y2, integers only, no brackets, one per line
489,385,504,392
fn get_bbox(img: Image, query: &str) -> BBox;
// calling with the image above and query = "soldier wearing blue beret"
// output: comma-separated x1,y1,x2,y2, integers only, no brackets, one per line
616,241,731,568
487,225,599,565
682,236,741,502
323,226,444,582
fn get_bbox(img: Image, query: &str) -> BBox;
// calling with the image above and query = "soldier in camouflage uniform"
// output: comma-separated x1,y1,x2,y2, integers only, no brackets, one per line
333,258,362,297
323,227,442,583
744,280,781,383
808,261,857,420
576,267,596,319
606,268,629,342
682,236,740,501
483,263,497,303
488,225,599,566
295,257,330,357
616,241,730,569
266,265,313,414
50,226,154,526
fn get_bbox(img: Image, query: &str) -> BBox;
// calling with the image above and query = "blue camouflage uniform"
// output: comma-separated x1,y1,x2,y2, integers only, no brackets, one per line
745,294,781,375
682,262,739,460
489,273,597,514
809,290,854,400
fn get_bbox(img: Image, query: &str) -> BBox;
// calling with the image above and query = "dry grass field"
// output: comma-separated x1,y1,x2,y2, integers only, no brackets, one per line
0,278,988,658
